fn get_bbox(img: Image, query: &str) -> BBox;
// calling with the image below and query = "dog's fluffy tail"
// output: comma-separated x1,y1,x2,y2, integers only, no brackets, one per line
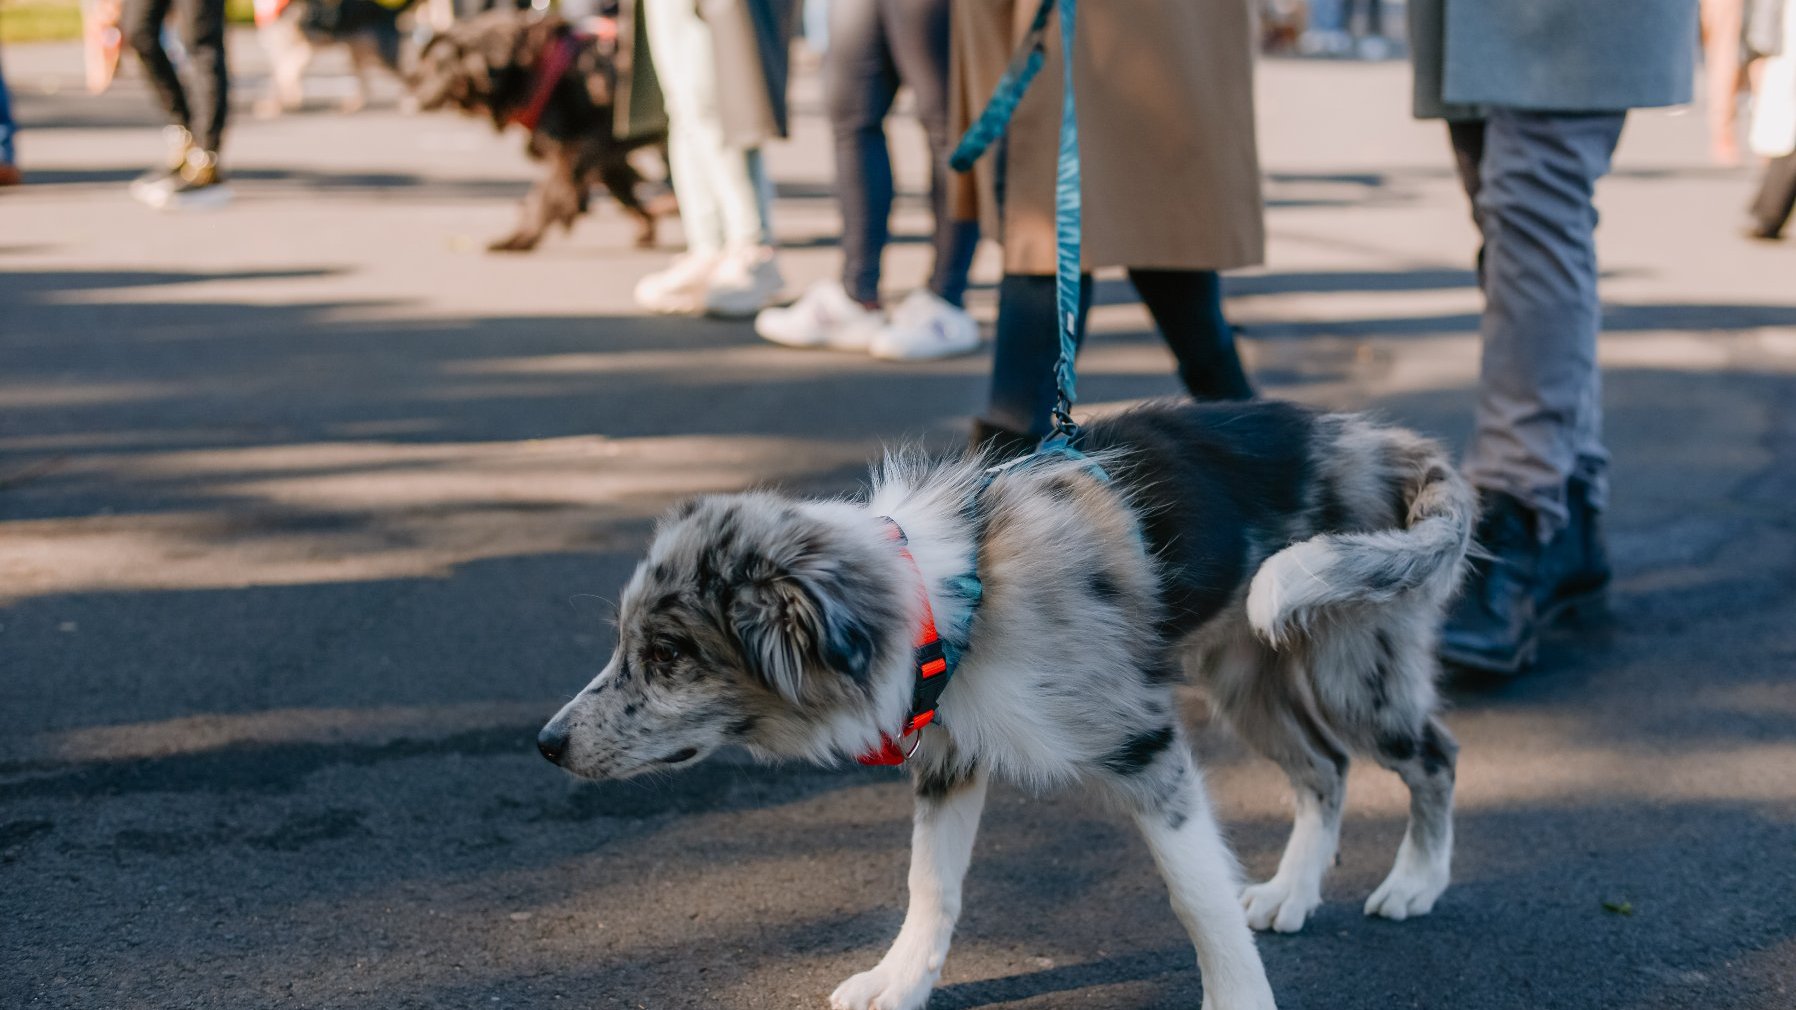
1246,437,1475,648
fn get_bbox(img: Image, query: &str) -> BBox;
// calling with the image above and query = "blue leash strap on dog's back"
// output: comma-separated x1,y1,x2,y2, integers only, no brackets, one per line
951,0,1085,444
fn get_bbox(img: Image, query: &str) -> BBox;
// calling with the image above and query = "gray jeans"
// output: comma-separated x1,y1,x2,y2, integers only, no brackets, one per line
824,0,978,306
1449,109,1626,537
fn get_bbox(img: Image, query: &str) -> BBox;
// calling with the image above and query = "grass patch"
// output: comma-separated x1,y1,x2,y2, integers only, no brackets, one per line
1,0,257,46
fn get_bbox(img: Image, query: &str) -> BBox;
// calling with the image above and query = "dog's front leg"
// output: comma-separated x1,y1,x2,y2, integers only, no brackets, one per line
490,150,579,253
831,766,988,1010
1128,743,1278,1010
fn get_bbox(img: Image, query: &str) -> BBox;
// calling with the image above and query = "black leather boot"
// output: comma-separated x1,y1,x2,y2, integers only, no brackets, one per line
1539,476,1611,624
1441,483,1610,675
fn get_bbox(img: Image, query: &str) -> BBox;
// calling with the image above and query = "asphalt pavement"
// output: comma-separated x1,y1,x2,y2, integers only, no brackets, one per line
2,35,1795,1010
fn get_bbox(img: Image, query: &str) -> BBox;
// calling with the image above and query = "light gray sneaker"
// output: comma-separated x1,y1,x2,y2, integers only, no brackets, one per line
129,125,194,205
704,245,784,319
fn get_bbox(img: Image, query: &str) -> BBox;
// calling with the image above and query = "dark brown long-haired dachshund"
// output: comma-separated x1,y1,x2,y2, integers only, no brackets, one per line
411,10,669,252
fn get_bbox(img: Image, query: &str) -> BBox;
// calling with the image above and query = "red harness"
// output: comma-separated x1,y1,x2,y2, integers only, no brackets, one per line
507,33,582,132
858,518,952,766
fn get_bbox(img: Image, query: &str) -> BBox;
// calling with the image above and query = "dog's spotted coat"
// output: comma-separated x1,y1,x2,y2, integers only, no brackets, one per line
540,399,1475,1010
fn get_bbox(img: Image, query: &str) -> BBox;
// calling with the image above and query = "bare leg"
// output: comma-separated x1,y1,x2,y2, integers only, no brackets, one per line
1122,737,1277,1010
830,767,988,1010
1364,718,1457,920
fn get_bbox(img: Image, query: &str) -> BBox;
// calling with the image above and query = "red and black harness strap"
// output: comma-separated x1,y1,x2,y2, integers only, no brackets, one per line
858,517,953,766
507,32,583,132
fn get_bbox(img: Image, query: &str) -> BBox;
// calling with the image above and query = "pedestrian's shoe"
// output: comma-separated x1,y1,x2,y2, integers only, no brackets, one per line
1440,484,1610,675
1743,219,1784,242
870,289,981,361
143,149,233,211
753,280,882,351
703,245,784,318
633,250,723,316
1541,476,1611,624
129,125,193,204
1355,35,1395,60
0,163,21,187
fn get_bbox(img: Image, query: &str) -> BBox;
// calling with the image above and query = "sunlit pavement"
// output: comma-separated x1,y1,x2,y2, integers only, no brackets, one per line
3,35,1795,1010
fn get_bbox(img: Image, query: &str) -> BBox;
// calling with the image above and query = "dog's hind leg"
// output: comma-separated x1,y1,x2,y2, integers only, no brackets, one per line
830,765,988,1010
1363,716,1457,921
1106,726,1277,1010
1202,641,1345,934
597,158,656,248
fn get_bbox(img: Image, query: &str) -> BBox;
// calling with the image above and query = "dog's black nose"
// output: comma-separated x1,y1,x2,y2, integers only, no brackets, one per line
536,725,569,765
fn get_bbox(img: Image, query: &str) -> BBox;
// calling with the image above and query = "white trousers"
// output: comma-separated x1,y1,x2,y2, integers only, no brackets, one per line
642,0,775,253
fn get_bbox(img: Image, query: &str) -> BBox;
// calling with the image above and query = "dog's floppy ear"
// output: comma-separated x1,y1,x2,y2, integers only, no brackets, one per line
730,554,878,704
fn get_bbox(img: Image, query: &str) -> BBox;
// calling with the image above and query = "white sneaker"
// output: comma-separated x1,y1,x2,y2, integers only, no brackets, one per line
1297,29,1352,56
634,250,723,315
704,245,784,318
754,281,884,351
870,290,981,361
1355,35,1393,61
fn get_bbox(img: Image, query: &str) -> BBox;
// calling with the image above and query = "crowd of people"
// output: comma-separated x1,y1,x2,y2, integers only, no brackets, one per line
0,0,1787,676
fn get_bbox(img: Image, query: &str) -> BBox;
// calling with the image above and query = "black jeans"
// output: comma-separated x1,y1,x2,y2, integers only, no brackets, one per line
825,0,978,307
123,0,229,153
1750,151,1796,239
983,270,1254,439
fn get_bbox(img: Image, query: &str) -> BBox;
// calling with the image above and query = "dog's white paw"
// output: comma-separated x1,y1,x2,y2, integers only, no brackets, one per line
1240,875,1322,933
828,965,934,1010
1364,859,1449,921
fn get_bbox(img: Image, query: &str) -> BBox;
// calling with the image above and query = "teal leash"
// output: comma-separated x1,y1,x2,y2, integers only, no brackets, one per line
951,0,1099,472
888,2,1096,757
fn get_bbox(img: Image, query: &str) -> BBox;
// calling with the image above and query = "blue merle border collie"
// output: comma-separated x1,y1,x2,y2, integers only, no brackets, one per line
538,399,1474,1010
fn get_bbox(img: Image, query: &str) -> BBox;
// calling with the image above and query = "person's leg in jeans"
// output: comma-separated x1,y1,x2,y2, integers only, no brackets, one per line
1127,268,1254,400
1747,151,1796,239
183,0,229,155
882,0,978,308
0,50,18,174
826,0,901,307
1442,108,1624,673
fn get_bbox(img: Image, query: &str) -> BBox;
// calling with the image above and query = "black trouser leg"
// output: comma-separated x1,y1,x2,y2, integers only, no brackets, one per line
123,0,190,135
183,0,229,152
1749,151,1796,239
983,272,1093,438
1126,267,1254,401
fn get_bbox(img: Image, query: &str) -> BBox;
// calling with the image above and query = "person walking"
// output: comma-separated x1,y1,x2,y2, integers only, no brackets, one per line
1409,0,1698,673
951,0,1263,453
754,0,983,361
1746,0,1796,239
626,0,796,318
123,0,232,208
0,48,20,187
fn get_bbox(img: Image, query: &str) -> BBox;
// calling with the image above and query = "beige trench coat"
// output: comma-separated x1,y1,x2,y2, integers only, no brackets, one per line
949,0,1266,274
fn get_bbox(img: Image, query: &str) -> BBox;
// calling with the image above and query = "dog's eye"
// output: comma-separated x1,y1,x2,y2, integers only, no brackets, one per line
645,641,681,666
